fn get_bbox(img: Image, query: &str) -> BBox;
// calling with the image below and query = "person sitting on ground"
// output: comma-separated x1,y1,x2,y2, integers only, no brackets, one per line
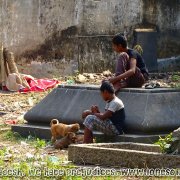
109,34,149,92
82,81,125,143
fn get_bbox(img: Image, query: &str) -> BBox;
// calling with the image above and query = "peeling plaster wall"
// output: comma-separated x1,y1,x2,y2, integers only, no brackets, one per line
0,0,78,54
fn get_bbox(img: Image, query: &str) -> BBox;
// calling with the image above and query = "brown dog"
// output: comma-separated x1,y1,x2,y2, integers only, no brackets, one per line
75,134,84,144
54,132,77,149
50,119,80,142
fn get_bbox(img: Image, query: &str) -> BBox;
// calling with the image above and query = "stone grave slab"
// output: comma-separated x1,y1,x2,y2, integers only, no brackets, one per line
68,142,180,168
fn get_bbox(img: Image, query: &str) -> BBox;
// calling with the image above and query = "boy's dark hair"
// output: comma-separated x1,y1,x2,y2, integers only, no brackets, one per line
100,81,115,94
112,34,127,48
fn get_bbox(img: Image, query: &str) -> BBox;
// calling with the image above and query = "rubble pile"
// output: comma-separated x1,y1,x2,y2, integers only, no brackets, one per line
64,71,180,88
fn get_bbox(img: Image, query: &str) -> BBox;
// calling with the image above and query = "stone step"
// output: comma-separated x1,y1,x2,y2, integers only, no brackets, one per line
11,124,167,144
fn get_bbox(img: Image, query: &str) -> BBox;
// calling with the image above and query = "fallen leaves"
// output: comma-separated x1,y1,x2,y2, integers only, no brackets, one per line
0,91,48,126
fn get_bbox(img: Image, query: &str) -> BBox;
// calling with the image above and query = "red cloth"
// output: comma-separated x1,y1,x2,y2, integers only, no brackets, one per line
20,78,59,93
5,120,18,125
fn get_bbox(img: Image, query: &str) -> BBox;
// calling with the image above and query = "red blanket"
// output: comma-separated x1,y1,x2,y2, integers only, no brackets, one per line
20,78,59,93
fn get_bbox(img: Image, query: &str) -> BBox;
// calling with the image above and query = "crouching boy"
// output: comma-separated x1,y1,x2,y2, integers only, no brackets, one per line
82,81,125,143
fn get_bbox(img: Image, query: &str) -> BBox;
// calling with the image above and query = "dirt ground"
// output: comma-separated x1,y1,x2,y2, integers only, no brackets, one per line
0,72,179,179
0,90,70,179
0,91,48,124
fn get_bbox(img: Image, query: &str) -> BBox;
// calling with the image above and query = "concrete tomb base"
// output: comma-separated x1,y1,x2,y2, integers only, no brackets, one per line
11,85,180,141
68,142,180,168
24,85,180,133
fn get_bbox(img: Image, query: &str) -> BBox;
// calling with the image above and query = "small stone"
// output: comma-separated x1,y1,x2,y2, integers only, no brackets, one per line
21,141,29,146
62,161,72,165
89,74,95,80
28,98,34,106
75,74,86,83
173,127,180,139
4,154,12,161
82,73,88,77
168,127,180,154
26,152,34,159
34,162,41,168
103,70,112,77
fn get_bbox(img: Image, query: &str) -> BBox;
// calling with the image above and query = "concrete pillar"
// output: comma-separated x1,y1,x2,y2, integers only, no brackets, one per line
134,29,158,72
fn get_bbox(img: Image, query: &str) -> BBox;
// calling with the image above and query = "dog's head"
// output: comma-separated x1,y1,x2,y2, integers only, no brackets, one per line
67,132,77,142
50,119,59,127
70,123,80,132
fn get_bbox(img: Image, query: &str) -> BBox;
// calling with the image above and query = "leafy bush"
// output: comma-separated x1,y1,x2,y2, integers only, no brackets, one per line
155,133,173,153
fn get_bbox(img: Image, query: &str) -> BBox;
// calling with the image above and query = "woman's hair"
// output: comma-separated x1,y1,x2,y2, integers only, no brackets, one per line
100,81,115,94
112,34,127,48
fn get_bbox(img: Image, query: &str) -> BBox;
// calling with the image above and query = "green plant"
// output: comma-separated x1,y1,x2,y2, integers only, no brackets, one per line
172,75,180,82
19,161,30,177
33,138,46,149
31,138,46,157
3,131,22,141
155,133,173,153
0,159,4,167
0,123,8,128
0,147,7,156
66,76,76,81
171,82,180,88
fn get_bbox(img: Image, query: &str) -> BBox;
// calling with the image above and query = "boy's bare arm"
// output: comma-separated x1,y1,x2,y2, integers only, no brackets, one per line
91,105,100,113
82,110,93,119
82,105,100,119
109,58,137,83
94,110,113,120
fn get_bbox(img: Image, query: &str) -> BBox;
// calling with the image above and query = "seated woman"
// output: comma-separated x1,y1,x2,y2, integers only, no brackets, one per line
109,34,149,92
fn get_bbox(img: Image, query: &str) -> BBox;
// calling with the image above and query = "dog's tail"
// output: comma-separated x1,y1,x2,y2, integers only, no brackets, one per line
50,119,59,126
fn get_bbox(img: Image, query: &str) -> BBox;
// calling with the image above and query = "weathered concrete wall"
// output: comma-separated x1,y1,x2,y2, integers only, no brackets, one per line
80,0,143,35
0,0,78,54
0,0,79,77
142,0,180,58
0,0,179,77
